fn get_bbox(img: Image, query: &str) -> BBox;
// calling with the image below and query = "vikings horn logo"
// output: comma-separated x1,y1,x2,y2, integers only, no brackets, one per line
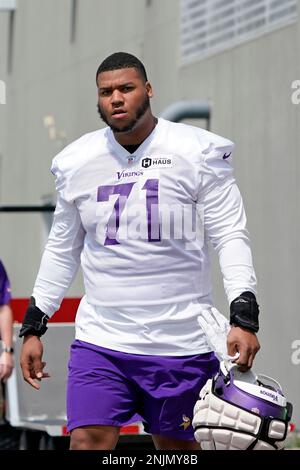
180,414,191,430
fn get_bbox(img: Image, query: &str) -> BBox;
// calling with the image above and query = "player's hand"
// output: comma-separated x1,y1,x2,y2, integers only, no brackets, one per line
227,326,260,371
0,351,14,382
20,335,50,390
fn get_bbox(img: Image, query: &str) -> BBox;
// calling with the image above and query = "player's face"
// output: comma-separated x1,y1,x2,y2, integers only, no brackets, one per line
97,68,153,133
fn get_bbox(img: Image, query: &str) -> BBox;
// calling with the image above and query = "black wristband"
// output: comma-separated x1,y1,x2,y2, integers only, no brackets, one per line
230,291,259,333
19,296,49,338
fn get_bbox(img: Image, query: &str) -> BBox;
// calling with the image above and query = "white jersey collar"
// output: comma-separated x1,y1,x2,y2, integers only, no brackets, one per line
106,117,164,164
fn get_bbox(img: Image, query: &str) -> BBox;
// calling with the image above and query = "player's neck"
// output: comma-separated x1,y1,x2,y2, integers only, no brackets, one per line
113,111,157,146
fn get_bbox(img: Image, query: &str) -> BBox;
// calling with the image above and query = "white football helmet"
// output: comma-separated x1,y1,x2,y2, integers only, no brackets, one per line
193,361,293,450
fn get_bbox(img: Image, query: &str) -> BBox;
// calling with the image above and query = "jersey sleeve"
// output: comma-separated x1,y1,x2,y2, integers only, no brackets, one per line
32,157,85,317
201,136,235,193
199,138,257,304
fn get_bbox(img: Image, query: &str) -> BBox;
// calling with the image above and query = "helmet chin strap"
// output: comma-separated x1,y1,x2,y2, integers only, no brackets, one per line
223,353,240,369
257,374,283,393
222,360,283,393
221,358,258,386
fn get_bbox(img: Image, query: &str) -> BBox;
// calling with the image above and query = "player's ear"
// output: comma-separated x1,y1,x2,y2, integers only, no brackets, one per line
145,81,153,98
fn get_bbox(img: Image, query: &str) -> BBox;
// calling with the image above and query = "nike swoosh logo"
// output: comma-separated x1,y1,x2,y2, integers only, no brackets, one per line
223,152,231,159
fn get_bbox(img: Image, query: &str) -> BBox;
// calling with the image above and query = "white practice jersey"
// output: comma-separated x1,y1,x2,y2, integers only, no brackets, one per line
33,118,257,355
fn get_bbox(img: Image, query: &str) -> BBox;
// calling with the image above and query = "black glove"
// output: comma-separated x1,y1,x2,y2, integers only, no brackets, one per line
19,296,49,338
230,291,259,333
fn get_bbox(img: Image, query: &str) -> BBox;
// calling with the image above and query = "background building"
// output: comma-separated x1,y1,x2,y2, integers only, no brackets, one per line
0,0,299,428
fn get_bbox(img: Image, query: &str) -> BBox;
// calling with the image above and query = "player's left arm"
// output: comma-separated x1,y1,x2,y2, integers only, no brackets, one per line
200,139,260,370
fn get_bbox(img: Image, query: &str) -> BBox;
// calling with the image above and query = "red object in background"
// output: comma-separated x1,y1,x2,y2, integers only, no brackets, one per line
62,426,70,436
11,298,80,323
120,425,140,435
289,423,296,433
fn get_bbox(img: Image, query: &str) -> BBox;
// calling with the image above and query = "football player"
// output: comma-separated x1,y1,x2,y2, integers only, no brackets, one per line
20,52,260,450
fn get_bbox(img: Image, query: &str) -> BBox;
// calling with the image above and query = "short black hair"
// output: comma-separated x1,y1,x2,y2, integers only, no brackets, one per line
96,52,148,83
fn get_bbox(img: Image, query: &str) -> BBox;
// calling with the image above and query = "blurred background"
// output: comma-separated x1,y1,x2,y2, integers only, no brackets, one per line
0,0,299,448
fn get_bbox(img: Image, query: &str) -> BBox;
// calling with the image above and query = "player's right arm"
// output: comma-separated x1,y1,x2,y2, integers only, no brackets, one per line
20,159,86,389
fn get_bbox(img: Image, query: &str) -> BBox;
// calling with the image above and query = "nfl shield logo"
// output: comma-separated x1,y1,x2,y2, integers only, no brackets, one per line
127,156,134,164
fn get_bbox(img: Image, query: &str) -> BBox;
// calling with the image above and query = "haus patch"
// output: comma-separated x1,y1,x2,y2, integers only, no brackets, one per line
140,156,173,169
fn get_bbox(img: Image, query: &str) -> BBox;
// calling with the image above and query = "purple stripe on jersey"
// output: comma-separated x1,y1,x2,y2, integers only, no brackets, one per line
142,178,161,242
0,260,11,305
97,182,135,245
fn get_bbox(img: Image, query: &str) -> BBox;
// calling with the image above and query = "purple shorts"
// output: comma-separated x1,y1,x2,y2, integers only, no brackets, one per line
67,340,219,441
